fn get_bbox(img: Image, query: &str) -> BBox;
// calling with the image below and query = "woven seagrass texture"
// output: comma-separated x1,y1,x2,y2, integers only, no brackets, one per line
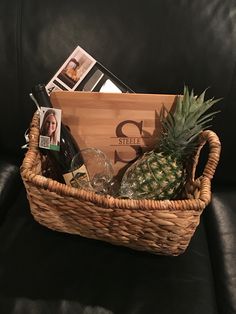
21,112,221,256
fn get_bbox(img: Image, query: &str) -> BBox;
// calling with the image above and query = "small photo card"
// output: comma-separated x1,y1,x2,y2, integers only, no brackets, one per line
46,45,96,94
39,107,62,151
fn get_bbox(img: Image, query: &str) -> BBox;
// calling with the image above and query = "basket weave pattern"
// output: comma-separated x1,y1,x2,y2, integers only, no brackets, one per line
21,112,221,256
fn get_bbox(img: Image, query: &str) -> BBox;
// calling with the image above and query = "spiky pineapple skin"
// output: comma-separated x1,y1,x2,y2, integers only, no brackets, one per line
120,151,186,200
119,86,219,200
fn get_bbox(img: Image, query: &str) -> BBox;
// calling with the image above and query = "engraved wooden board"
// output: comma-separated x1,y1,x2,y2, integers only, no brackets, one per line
51,92,177,176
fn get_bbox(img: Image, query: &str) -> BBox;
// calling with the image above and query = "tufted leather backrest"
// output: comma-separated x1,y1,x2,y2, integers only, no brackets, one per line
0,0,235,186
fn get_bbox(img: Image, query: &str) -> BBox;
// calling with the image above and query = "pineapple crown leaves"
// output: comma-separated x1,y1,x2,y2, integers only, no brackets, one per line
157,86,221,160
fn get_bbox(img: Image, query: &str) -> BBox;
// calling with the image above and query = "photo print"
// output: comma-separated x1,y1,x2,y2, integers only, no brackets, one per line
46,46,96,94
39,107,62,151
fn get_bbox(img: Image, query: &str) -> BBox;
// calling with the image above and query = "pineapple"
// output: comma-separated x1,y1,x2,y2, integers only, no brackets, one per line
120,86,220,200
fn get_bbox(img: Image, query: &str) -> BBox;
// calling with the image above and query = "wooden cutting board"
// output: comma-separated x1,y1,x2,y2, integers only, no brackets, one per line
51,91,177,176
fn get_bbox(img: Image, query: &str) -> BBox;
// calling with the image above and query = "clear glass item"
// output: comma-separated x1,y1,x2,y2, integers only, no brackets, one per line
71,147,119,196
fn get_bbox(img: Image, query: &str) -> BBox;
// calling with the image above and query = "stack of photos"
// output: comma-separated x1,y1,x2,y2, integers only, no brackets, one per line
46,46,133,94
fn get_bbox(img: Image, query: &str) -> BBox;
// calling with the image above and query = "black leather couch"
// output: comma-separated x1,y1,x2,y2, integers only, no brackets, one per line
0,1,236,313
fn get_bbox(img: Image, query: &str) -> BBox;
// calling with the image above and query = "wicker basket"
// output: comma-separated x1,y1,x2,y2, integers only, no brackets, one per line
20,111,221,256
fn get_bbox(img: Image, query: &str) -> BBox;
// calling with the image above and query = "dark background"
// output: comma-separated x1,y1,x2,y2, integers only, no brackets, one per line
0,1,236,313
0,0,235,186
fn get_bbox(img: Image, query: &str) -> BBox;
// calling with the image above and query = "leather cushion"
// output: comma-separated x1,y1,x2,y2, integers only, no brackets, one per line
0,160,21,222
205,190,236,314
0,187,218,314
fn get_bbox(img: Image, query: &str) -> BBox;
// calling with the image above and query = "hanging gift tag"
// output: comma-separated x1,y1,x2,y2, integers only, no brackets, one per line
39,107,62,151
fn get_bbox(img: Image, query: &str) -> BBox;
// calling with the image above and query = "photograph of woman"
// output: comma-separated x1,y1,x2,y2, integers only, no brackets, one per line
39,108,61,150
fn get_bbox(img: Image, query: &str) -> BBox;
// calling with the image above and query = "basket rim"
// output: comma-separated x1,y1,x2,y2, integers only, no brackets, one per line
21,163,209,211
20,110,221,211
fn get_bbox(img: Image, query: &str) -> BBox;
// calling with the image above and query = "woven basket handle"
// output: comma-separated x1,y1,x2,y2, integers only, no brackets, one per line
28,111,40,151
191,130,221,181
